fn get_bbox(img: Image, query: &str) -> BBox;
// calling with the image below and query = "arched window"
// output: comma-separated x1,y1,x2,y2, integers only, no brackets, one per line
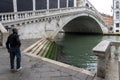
116,1,119,8
116,11,120,19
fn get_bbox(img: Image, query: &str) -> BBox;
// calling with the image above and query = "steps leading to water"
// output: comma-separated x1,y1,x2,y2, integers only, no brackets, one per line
23,38,57,60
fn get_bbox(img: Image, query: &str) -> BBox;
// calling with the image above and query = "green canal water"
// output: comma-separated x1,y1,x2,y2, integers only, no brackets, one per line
56,33,120,72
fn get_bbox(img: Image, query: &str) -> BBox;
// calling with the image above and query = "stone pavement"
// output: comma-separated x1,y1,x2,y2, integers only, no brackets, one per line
0,39,95,80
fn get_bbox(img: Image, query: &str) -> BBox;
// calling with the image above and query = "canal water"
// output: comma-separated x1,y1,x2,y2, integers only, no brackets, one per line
56,33,120,72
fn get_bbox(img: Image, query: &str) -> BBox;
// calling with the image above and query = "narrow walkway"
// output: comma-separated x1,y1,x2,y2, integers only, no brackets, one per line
0,39,95,80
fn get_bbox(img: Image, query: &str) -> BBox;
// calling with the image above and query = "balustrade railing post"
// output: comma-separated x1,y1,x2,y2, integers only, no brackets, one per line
96,53,106,78
93,40,111,79
1,15,4,21
14,13,18,20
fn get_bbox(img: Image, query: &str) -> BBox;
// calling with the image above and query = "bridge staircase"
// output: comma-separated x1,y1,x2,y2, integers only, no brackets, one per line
23,38,57,60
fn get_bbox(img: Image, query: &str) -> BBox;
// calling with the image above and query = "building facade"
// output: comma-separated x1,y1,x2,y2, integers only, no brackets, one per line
113,0,120,33
0,0,75,13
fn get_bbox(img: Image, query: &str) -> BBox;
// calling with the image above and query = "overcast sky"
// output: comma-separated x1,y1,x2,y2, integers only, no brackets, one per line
88,0,113,16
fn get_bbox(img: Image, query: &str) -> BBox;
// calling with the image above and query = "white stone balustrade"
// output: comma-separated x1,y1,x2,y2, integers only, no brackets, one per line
93,40,120,79
0,6,104,25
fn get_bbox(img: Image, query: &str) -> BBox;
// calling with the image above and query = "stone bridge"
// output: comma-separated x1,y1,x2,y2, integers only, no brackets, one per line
0,0,108,41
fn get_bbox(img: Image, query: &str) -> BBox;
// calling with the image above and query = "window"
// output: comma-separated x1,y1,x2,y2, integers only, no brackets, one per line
116,1,119,8
36,0,47,10
49,0,58,9
116,30,119,32
116,11,120,19
0,0,13,12
116,23,119,27
17,0,33,11
68,0,74,7
60,0,67,8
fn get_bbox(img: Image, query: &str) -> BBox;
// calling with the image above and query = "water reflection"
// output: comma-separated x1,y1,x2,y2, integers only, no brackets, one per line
56,33,120,72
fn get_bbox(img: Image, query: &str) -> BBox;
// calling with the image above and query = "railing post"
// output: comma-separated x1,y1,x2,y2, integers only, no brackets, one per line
1,15,4,21
67,0,69,8
96,53,106,78
93,40,111,78
58,0,60,9
74,0,77,7
32,0,36,16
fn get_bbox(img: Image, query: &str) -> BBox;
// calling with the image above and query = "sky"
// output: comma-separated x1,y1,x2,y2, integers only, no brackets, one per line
88,0,113,16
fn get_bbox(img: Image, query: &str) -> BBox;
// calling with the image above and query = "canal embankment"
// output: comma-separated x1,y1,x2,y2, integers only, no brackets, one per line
0,39,98,80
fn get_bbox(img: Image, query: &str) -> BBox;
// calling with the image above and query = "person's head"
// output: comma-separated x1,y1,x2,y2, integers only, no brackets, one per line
12,28,18,33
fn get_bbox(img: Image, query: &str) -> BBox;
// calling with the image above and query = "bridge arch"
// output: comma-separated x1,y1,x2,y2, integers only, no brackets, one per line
60,12,107,34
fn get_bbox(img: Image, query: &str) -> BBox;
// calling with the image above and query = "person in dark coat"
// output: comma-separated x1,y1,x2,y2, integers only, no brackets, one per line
6,28,22,71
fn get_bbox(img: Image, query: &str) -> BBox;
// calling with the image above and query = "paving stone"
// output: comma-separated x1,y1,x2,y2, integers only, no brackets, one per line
75,72,88,80
0,76,9,80
49,67,58,72
86,75,94,80
40,77,51,80
37,66,51,72
60,66,78,76
51,76,73,80
72,77,81,80
60,71,70,76
41,71,61,78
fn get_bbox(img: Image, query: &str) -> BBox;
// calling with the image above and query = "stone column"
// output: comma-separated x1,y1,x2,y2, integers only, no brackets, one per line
97,55,106,78
13,0,17,12
67,0,69,8
32,0,36,16
58,0,60,9
93,40,111,79
33,0,36,11
47,0,49,10
74,0,77,7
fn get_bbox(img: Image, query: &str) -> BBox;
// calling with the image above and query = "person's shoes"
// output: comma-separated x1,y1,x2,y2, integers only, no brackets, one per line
16,67,22,71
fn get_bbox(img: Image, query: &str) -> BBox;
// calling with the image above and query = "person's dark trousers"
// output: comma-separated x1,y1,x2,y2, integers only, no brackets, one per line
9,47,21,69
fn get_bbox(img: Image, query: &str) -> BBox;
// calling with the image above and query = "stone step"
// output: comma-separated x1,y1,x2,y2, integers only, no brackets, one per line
32,40,50,55
23,39,44,53
37,41,51,56
23,38,57,59
49,43,57,60
45,42,55,58
30,39,48,54
41,42,53,57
